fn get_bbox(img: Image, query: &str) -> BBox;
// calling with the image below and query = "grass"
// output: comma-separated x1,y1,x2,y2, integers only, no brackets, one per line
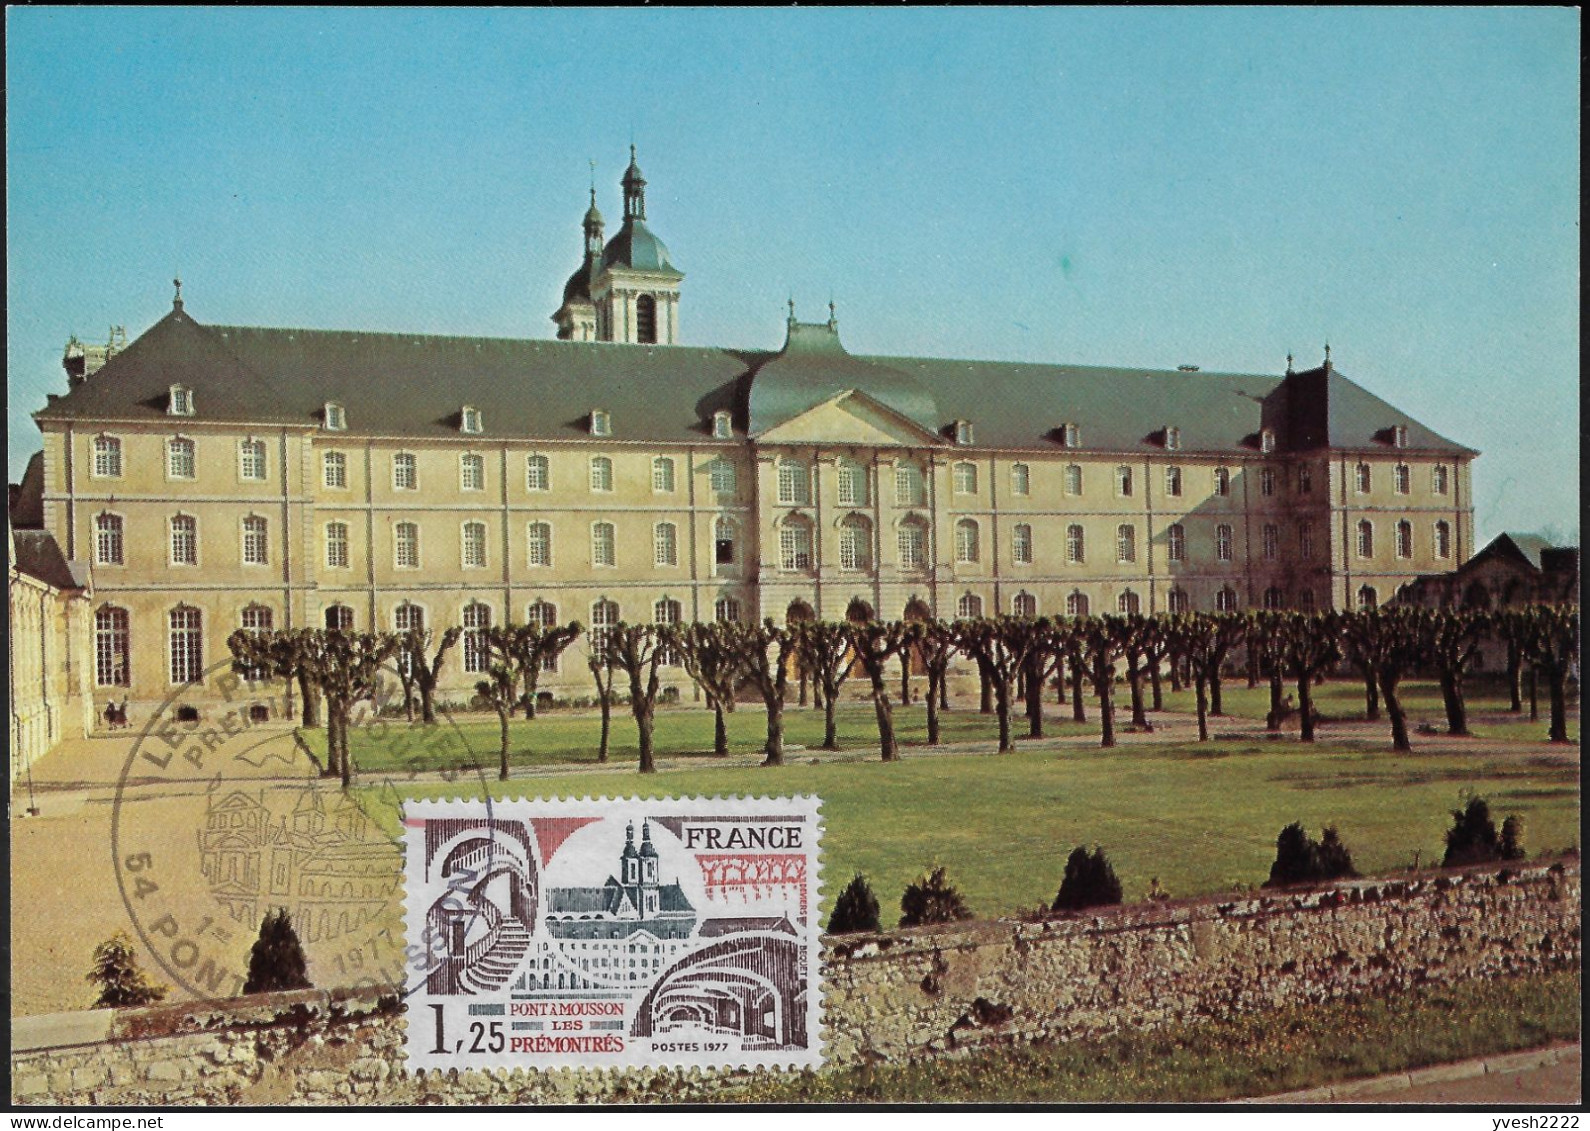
350,717,1579,923
691,970,1582,1104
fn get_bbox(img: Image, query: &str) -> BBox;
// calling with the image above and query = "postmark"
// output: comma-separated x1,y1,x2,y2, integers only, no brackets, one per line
111,659,495,1003
403,796,824,1071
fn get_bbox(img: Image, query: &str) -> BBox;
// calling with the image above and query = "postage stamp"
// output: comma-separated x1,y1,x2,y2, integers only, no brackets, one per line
402,796,823,1071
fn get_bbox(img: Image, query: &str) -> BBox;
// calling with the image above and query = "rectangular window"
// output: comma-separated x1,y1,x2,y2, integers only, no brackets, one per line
93,436,123,478
1165,466,1182,497
1260,468,1276,497
95,607,130,687
242,516,269,565
169,607,203,684
96,515,124,566
462,522,487,568
526,454,550,492
1116,524,1136,563
1064,465,1083,496
1299,521,1314,560
897,523,926,570
461,453,485,491
394,453,417,490
590,457,613,492
325,522,349,568
170,515,198,565
1066,525,1085,565
168,437,196,480
1167,524,1186,562
953,462,978,495
1013,523,1033,564
1262,524,1279,560
1011,463,1030,496
894,464,924,507
654,523,678,567
780,523,813,570
778,461,810,505
323,451,347,489
240,439,267,481
1432,465,1449,495
592,523,615,567
527,523,552,567
1216,523,1233,562
395,522,420,569
652,458,676,493
1297,464,1313,494
1115,466,1133,497
709,458,737,495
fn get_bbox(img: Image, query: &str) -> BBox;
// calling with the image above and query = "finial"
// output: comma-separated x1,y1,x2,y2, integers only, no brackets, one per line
788,296,796,323
1323,342,1332,370
630,143,637,163
1285,352,1294,375
589,157,596,194
172,275,183,311
829,298,836,322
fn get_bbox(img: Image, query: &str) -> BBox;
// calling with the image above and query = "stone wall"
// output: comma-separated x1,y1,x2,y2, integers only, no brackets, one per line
11,860,1579,1105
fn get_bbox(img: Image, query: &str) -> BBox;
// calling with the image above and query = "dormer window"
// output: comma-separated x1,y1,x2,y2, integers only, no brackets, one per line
954,420,974,446
1059,422,1081,448
461,405,483,435
1392,425,1408,449
590,410,611,437
1259,428,1276,454
323,402,347,431
168,385,195,416
1164,426,1181,451
712,411,732,440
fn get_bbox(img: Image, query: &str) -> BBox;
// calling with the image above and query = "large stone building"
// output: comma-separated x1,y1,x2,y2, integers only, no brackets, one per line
18,152,1477,712
8,525,94,785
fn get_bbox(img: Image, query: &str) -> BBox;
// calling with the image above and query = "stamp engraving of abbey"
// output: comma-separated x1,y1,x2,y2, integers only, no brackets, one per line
403,796,822,1071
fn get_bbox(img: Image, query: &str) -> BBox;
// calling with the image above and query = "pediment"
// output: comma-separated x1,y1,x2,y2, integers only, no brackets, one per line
754,389,944,447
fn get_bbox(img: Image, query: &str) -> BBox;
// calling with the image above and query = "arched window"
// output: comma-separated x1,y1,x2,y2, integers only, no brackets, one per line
1357,519,1375,559
325,605,354,631
461,521,488,568
1396,520,1413,559
635,294,658,344
778,459,811,505
170,514,198,566
1216,523,1234,562
839,514,872,571
1012,523,1033,565
169,606,203,684
956,593,983,620
1355,462,1372,493
592,522,616,567
1434,520,1452,560
953,462,978,495
1116,524,1136,563
95,606,130,687
527,522,552,567
1298,590,1316,611
323,521,349,569
1065,524,1085,565
1262,523,1279,560
1013,591,1037,618
955,518,980,564
1216,587,1239,613
1064,464,1083,496
779,518,813,571
1432,465,1449,495
1166,523,1186,563
1260,468,1276,497
653,522,678,567
526,600,557,633
589,456,613,492
714,517,736,566
1118,590,1140,615
461,453,485,491
323,450,347,489
93,435,122,478
393,452,417,490
1263,587,1284,610
462,602,492,673
714,596,741,624
590,599,619,659
897,518,928,570
1167,588,1189,614
1066,592,1090,617
240,440,270,481
526,453,550,491
709,458,737,495
241,605,273,633
242,516,269,565
1394,464,1410,495
652,457,675,493
894,462,925,507
836,460,868,506
167,436,196,480
654,597,681,626
1115,465,1133,497
1214,467,1231,496
1165,466,1183,497
394,522,420,568
394,603,425,633
1011,463,1030,496
1357,586,1378,611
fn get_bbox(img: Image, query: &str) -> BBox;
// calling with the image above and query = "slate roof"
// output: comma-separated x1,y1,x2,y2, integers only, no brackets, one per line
9,451,45,529
1471,533,1565,572
32,304,1475,457
603,219,681,277
544,877,693,916
10,529,84,591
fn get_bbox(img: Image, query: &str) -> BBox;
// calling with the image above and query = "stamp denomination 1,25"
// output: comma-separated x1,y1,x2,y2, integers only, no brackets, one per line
403,795,823,1071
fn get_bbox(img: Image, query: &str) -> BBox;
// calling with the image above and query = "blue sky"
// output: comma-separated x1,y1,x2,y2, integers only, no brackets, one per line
7,8,1579,542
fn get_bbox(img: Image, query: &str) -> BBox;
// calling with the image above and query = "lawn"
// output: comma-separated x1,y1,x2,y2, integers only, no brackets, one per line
350,710,1579,922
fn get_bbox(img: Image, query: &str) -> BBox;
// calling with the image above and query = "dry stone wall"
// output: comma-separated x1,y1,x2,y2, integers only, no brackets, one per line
11,861,1579,1105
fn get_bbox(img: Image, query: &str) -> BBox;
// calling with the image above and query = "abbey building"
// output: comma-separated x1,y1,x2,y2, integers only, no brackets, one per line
16,150,1477,712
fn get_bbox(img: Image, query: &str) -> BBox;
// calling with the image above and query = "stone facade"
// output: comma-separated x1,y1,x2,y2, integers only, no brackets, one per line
8,528,94,789
11,860,1578,1105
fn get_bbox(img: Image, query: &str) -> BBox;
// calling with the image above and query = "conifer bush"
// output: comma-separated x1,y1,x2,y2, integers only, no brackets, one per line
1264,823,1359,888
243,908,313,994
1052,845,1124,911
827,873,882,934
899,866,973,928
1443,796,1526,867
86,932,169,1008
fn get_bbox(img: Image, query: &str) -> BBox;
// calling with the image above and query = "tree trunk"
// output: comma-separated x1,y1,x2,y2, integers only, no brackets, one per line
1210,668,1224,716
1070,656,1087,723
420,682,437,726
1506,642,1523,712
822,691,839,750
813,681,824,711
798,671,808,708
926,671,942,744
497,707,511,781
321,708,341,778
1095,656,1115,749
1297,670,1316,742
762,694,785,766
1150,662,1163,711
1379,672,1410,752
993,676,1013,752
1267,670,1285,731
1363,669,1381,720
1528,666,1539,721
1246,642,1259,689
1546,667,1569,743
1127,660,1148,729
900,653,911,705
597,696,611,763
1439,670,1468,736
1169,661,1182,693
871,673,898,762
713,702,729,756
634,701,656,774
299,672,321,728
977,658,994,714
1194,673,1209,742
1024,653,1045,739
939,675,949,711
336,702,353,789
1055,657,1068,705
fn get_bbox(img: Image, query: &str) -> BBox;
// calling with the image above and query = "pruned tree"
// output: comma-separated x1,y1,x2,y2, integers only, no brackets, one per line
1117,613,1155,731
845,619,914,762
950,616,1054,752
226,627,319,728
1341,607,1424,751
913,619,959,745
514,620,582,720
1205,613,1248,717
795,621,857,750
727,620,798,766
1512,605,1580,744
1281,611,1341,742
671,621,745,756
1420,609,1490,736
1166,613,1217,742
606,623,670,774
399,627,462,726
475,621,580,782
1077,615,1130,748
317,629,400,787
1019,618,1063,739
1250,611,1291,732
587,629,619,764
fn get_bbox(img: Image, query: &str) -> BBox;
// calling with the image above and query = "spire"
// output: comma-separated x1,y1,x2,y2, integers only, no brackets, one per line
1285,353,1294,376
622,144,646,222
1323,342,1332,372
787,297,796,328
583,184,605,259
172,275,184,313
639,819,658,858
621,820,638,859
827,298,837,331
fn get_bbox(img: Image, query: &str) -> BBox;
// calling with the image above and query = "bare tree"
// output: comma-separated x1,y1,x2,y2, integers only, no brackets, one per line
606,623,670,774
671,622,745,756
728,621,798,766
399,627,462,726
795,621,857,750
845,620,914,761
951,616,1053,752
